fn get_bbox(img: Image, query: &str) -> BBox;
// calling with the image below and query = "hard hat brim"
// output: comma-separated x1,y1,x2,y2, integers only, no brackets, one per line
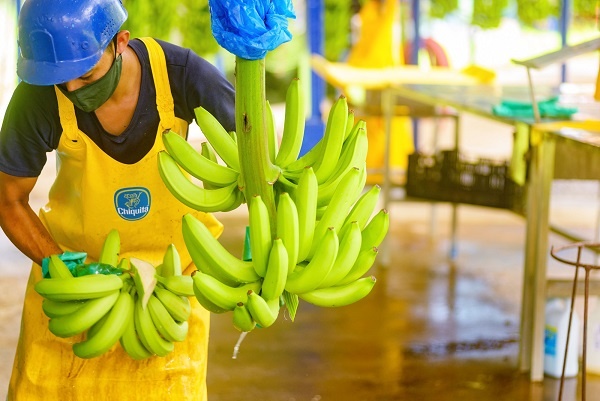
17,51,103,86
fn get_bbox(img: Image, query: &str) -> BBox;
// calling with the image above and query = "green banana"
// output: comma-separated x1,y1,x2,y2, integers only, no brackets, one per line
194,106,240,171
191,270,261,311
201,141,219,163
316,128,368,208
232,302,256,332
42,299,86,318
353,162,369,209
337,247,379,286
340,185,381,235
193,281,230,314
161,243,182,277
117,257,130,272
162,130,239,187
282,110,360,179
48,254,74,279
200,141,221,191
98,229,120,266
134,295,175,357
228,130,238,144
119,292,153,360
220,187,246,213
344,109,355,141
265,100,278,163
343,118,366,145
182,214,260,284
246,290,280,328
158,151,241,213
318,221,362,288
294,167,318,262
153,285,191,323
274,78,305,168
274,174,297,199
361,209,390,251
285,227,339,294
298,276,377,308
154,274,195,297
283,143,321,177
72,289,133,359
147,294,189,342
47,291,120,338
261,238,289,301
309,167,361,259
248,195,272,277
312,95,348,184
35,274,124,301
276,192,299,271
85,308,110,340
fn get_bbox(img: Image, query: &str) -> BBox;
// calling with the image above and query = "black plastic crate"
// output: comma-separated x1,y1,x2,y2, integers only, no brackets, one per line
406,150,524,211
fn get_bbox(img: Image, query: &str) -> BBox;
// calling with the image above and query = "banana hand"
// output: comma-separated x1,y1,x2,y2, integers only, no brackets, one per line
182,214,260,284
158,151,242,213
298,276,377,308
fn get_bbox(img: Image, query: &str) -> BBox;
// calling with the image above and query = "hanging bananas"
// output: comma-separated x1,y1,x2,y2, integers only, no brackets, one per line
153,77,388,334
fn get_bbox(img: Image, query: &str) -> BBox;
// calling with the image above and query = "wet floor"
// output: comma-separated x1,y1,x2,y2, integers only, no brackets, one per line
205,195,600,401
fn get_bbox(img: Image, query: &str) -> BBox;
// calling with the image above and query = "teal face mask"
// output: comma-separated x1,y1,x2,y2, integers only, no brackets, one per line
58,54,123,113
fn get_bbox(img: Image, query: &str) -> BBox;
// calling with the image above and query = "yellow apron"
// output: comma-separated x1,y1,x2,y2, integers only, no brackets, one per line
8,37,223,401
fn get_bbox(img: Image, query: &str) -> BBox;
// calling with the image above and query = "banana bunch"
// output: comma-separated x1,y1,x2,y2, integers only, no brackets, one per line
36,231,194,360
157,108,245,213
164,77,388,333
183,174,387,331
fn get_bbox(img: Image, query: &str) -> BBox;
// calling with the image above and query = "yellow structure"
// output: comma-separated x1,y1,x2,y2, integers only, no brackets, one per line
346,0,414,185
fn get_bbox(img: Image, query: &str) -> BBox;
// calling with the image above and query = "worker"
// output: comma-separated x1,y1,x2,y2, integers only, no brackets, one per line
0,0,235,399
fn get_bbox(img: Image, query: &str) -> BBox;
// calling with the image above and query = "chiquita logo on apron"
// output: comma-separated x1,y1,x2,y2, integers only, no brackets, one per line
114,187,151,221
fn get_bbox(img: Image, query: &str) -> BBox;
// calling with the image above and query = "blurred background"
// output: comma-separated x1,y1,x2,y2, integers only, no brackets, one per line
2,0,600,110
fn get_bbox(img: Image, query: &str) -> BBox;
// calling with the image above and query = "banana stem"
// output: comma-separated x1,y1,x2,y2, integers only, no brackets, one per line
235,57,279,233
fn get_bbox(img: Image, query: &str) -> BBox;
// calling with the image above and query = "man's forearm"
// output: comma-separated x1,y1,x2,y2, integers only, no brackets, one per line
0,201,63,265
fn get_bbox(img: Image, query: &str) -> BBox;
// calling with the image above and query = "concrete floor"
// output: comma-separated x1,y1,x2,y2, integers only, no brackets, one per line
1,109,599,399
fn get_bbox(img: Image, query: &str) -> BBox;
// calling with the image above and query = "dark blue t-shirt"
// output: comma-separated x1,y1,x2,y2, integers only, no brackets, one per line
0,38,235,177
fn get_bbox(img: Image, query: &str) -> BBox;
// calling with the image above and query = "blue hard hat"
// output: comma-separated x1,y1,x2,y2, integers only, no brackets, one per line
17,0,128,86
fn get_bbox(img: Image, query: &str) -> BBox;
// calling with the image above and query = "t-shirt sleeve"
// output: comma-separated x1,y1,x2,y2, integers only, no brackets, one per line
0,83,60,177
157,39,235,133
186,54,236,133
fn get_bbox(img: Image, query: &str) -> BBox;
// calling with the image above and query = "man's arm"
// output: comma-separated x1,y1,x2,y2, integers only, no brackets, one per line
0,171,62,265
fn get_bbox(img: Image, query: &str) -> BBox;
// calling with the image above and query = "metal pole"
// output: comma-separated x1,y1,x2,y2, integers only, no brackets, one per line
410,0,420,65
559,0,570,82
300,0,326,155
411,0,421,146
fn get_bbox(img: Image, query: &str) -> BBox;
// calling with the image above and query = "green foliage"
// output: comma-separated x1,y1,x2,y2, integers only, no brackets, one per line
472,0,509,29
573,0,599,19
122,0,219,57
122,0,177,41
177,0,220,57
430,0,459,19
324,0,352,62
516,0,559,27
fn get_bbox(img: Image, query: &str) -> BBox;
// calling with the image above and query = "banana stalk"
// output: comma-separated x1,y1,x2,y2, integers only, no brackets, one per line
235,57,280,233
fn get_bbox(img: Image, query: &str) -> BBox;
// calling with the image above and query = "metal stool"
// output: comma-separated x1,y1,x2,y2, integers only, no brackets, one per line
550,241,600,401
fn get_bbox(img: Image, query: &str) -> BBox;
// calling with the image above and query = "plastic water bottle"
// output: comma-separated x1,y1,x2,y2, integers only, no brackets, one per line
586,297,600,375
544,298,580,378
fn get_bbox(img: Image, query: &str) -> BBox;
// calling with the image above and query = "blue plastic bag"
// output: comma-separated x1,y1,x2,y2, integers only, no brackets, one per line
208,0,296,60
41,251,87,278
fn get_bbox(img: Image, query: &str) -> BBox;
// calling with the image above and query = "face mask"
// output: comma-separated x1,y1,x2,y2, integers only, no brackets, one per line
58,54,123,113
